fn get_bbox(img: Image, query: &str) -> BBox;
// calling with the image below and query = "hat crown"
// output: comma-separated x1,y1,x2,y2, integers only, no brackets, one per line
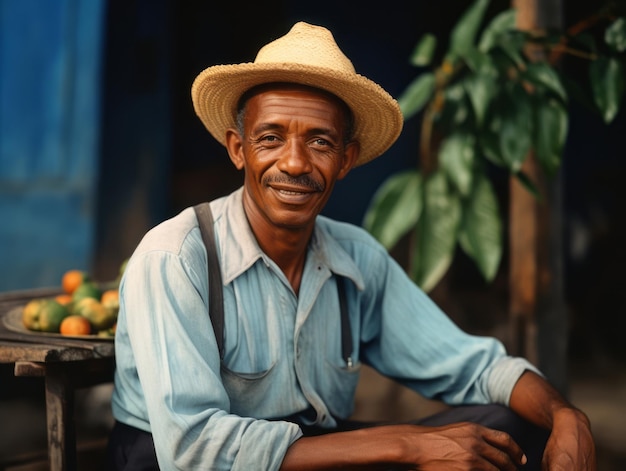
254,22,356,74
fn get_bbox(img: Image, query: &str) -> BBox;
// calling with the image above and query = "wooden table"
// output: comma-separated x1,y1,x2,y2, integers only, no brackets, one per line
0,288,115,471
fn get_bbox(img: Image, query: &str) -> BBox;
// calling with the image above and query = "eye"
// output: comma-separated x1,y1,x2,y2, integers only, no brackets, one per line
310,136,341,153
313,138,330,146
254,133,282,147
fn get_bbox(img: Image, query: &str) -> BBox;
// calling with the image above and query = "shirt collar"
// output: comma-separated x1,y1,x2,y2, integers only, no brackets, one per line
216,187,364,290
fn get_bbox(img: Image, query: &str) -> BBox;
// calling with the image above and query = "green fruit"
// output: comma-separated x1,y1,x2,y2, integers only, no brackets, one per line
72,282,102,302
38,300,71,333
74,297,116,331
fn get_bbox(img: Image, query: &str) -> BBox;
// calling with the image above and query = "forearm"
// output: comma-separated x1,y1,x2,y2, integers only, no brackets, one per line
508,370,590,430
279,426,408,471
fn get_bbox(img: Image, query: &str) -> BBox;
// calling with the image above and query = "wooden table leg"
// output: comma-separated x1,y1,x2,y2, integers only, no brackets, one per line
13,357,114,470
44,363,76,471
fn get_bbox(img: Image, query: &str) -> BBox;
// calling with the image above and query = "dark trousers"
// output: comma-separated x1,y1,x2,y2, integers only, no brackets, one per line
106,421,158,471
106,404,549,470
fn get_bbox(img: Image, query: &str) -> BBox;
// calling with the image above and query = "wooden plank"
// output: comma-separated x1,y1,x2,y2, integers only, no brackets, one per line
14,360,45,377
0,342,100,363
14,357,114,386
0,331,114,352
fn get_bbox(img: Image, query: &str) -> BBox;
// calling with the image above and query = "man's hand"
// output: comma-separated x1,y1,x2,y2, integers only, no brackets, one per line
401,422,527,470
281,422,527,470
509,370,596,470
541,408,596,470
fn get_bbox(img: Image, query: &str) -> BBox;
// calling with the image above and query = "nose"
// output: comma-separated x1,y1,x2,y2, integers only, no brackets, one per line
276,138,313,176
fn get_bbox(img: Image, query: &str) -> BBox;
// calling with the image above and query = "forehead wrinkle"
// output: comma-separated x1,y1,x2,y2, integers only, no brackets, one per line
253,90,342,117
244,89,347,143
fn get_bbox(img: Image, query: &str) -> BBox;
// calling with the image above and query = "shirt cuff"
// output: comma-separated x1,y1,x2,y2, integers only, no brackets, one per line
487,356,544,406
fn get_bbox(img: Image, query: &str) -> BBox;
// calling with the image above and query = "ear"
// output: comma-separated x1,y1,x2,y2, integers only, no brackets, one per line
337,140,360,180
225,128,245,170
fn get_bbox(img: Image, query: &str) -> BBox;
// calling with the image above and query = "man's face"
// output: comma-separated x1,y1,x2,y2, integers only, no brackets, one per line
226,85,359,233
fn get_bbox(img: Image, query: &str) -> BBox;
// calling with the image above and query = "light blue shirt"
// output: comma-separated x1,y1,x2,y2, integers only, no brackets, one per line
111,187,539,470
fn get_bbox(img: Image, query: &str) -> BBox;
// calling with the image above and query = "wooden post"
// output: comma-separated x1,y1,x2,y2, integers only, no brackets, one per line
45,363,77,471
510,0,568,394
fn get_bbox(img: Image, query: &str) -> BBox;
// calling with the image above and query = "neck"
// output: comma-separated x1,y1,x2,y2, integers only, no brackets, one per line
258,228,309,295
243,207,313,296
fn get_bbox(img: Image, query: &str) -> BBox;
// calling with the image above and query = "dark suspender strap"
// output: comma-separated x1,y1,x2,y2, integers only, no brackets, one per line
194,203,225,360
193,202,353,366
336,276,353,367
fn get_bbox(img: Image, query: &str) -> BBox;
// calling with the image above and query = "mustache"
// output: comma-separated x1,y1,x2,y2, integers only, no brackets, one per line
263,174,324,192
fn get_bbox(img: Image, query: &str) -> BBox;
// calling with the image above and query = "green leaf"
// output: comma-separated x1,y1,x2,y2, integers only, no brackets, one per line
605,17,626,52
441,81,470,125
463,70,498,125
410,33,437,66
533,98,568,176
498,84,533,171
494,31,527,68
449,0,491,60
362,170,423,250
479,127,507,168
478,9,517,53
523,62,567,102
410,172,461,292
590,56,625,123
458,174,502,281
462,47,491,73
439,133,476,197
398,73,436,119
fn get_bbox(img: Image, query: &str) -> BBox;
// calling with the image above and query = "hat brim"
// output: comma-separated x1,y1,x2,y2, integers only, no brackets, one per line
191,62,403,166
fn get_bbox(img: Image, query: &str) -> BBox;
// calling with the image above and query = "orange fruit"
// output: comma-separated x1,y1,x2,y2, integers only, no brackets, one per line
60,315,92,336
73,297,116,331
101,289,119,309
55,294,73,305
62,270,89,295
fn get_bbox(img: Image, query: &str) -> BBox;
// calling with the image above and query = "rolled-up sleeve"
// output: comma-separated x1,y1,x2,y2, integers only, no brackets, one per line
486,356,542,405
112,249,302,470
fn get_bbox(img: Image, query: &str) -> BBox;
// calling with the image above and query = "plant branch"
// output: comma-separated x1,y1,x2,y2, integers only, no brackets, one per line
549,44,598,61
548,11,608,64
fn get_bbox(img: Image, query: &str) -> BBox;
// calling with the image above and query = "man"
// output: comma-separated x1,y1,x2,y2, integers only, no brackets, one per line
107,22,595,470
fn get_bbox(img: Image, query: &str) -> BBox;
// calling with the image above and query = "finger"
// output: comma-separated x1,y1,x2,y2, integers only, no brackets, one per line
482,428,527,467
478,444,526,471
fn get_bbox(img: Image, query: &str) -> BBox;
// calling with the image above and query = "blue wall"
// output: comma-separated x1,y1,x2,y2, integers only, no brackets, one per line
0,0,105,291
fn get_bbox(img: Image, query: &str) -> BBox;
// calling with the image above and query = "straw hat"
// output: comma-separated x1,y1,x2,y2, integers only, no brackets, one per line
191,22,403,166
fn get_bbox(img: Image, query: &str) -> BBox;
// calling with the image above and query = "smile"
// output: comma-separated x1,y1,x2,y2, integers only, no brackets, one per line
270,185,318,204
277,188,311,195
